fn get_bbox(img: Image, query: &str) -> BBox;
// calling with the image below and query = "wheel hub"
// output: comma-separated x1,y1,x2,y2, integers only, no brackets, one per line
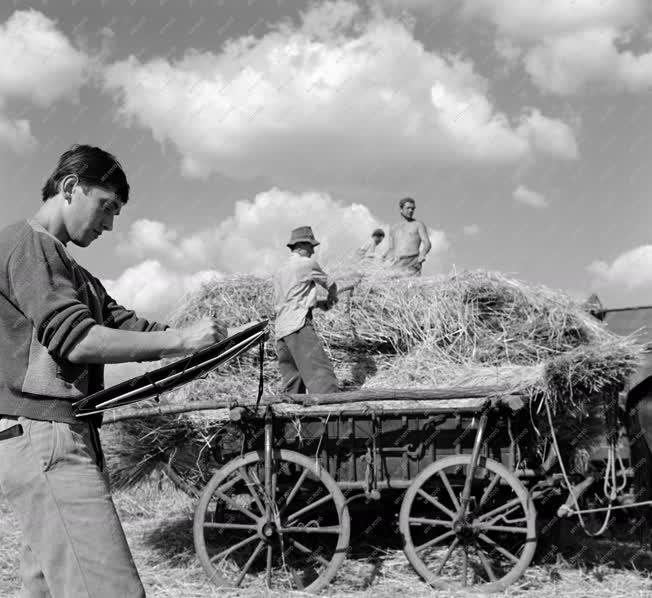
453,519,477,545
258,519,277,540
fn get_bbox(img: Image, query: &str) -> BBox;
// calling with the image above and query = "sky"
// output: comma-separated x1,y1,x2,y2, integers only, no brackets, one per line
2,0,652,323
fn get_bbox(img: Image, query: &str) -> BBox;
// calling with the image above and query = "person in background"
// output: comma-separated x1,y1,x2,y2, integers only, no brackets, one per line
273,226,340,394
384,197,432,276
355,228,385,263
0,144,228,598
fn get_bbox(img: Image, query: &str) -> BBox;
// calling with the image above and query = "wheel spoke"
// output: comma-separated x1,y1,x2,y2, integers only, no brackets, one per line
238,467,266,516
435,538,459,575
473,523,529,534
476,545,497,582
288,538,330,567
234,540,265,587
438,470,461,512
204,522,258,531
281,526,342,534
477,533,519,563
482,506,525,527
415,529,456,554
216,475,242,495
417,489,456,520
215,489,259,523
408,517,454,528
210,533,259,563
477,472,501,511
476,497,522,523
279,467,310,516
265,543,272,588
291,566,305,590
286,494,332,523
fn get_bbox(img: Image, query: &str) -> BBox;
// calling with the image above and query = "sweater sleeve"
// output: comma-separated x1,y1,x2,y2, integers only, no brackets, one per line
8,233,97,360
98,281,169,332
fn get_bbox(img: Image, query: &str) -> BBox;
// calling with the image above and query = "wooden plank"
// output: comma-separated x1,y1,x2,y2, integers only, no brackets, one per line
101,385,518,424
102,393,525,425
279,386,514,405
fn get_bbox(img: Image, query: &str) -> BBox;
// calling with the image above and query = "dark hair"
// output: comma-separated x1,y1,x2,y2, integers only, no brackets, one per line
399,197,415,209
41,144,130,203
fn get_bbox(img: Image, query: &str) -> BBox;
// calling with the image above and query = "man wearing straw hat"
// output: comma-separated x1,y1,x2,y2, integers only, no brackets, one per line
0,145,228,598
385,197,432,276
273,226,340,394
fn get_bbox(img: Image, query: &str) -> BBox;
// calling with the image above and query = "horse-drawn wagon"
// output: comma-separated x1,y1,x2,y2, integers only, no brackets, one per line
75,321,651,593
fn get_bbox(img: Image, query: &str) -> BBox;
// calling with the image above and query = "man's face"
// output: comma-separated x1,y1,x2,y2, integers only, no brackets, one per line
372,234,384,246
400,201,415,219
293,242,315,257
64,183,123,247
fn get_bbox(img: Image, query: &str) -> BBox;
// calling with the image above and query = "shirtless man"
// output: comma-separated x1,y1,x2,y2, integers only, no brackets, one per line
385,197,431,276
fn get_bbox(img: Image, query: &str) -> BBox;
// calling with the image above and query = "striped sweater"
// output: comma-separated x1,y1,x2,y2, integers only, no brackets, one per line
0,220,167,424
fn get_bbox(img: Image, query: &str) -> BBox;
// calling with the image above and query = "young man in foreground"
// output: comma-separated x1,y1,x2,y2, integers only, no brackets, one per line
273,226,340,394
0,145,228,598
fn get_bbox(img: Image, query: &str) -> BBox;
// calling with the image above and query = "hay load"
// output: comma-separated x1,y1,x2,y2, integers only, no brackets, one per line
102,270,642,490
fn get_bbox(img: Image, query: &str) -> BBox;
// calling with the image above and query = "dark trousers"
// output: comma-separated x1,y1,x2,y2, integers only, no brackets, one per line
276,320,339,394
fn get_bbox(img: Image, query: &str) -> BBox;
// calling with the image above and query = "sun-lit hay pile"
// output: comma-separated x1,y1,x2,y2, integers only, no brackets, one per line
104,270,643,490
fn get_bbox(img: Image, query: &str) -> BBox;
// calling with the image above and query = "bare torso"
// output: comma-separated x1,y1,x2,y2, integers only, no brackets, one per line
390,219,426,257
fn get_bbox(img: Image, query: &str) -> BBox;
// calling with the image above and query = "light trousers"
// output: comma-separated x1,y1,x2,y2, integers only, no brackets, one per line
0,416,144,598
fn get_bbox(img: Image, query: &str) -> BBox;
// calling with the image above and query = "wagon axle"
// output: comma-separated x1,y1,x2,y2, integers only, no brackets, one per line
452,519,479,546
260,520,276,539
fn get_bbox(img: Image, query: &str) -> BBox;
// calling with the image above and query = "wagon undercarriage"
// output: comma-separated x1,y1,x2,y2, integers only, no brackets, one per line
192,397,548,593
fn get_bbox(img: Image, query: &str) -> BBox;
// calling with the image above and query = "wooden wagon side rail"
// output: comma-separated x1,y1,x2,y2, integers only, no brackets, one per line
102,386,526,424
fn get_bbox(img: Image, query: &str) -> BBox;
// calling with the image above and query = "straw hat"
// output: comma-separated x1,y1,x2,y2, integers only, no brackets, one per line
287,226,320,248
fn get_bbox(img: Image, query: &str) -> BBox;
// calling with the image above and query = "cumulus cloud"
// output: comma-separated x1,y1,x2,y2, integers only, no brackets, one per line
103,260,222,321
513,185,548,208
0,10,89,106
116,219,187,261
0,113,36,154
103,1,577,186
460,0,643,41
454,0,652,95
524,28,652,95
0,10,90,153
116,188,449,276
463,224,480,236
516,109,578,159
588,246,652,292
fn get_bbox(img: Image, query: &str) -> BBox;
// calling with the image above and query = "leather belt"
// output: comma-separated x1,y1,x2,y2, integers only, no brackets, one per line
0,423,23,442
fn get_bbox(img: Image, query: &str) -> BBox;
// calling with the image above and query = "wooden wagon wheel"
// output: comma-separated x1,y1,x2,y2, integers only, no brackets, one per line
399,454,537,592
193,449,351,593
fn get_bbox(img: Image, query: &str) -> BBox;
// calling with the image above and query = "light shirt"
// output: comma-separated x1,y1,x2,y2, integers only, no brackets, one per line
357,239,381,260
273,253,332,339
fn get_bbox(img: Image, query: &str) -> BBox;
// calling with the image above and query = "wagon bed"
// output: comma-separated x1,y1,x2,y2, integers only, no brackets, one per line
83,323,635,594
